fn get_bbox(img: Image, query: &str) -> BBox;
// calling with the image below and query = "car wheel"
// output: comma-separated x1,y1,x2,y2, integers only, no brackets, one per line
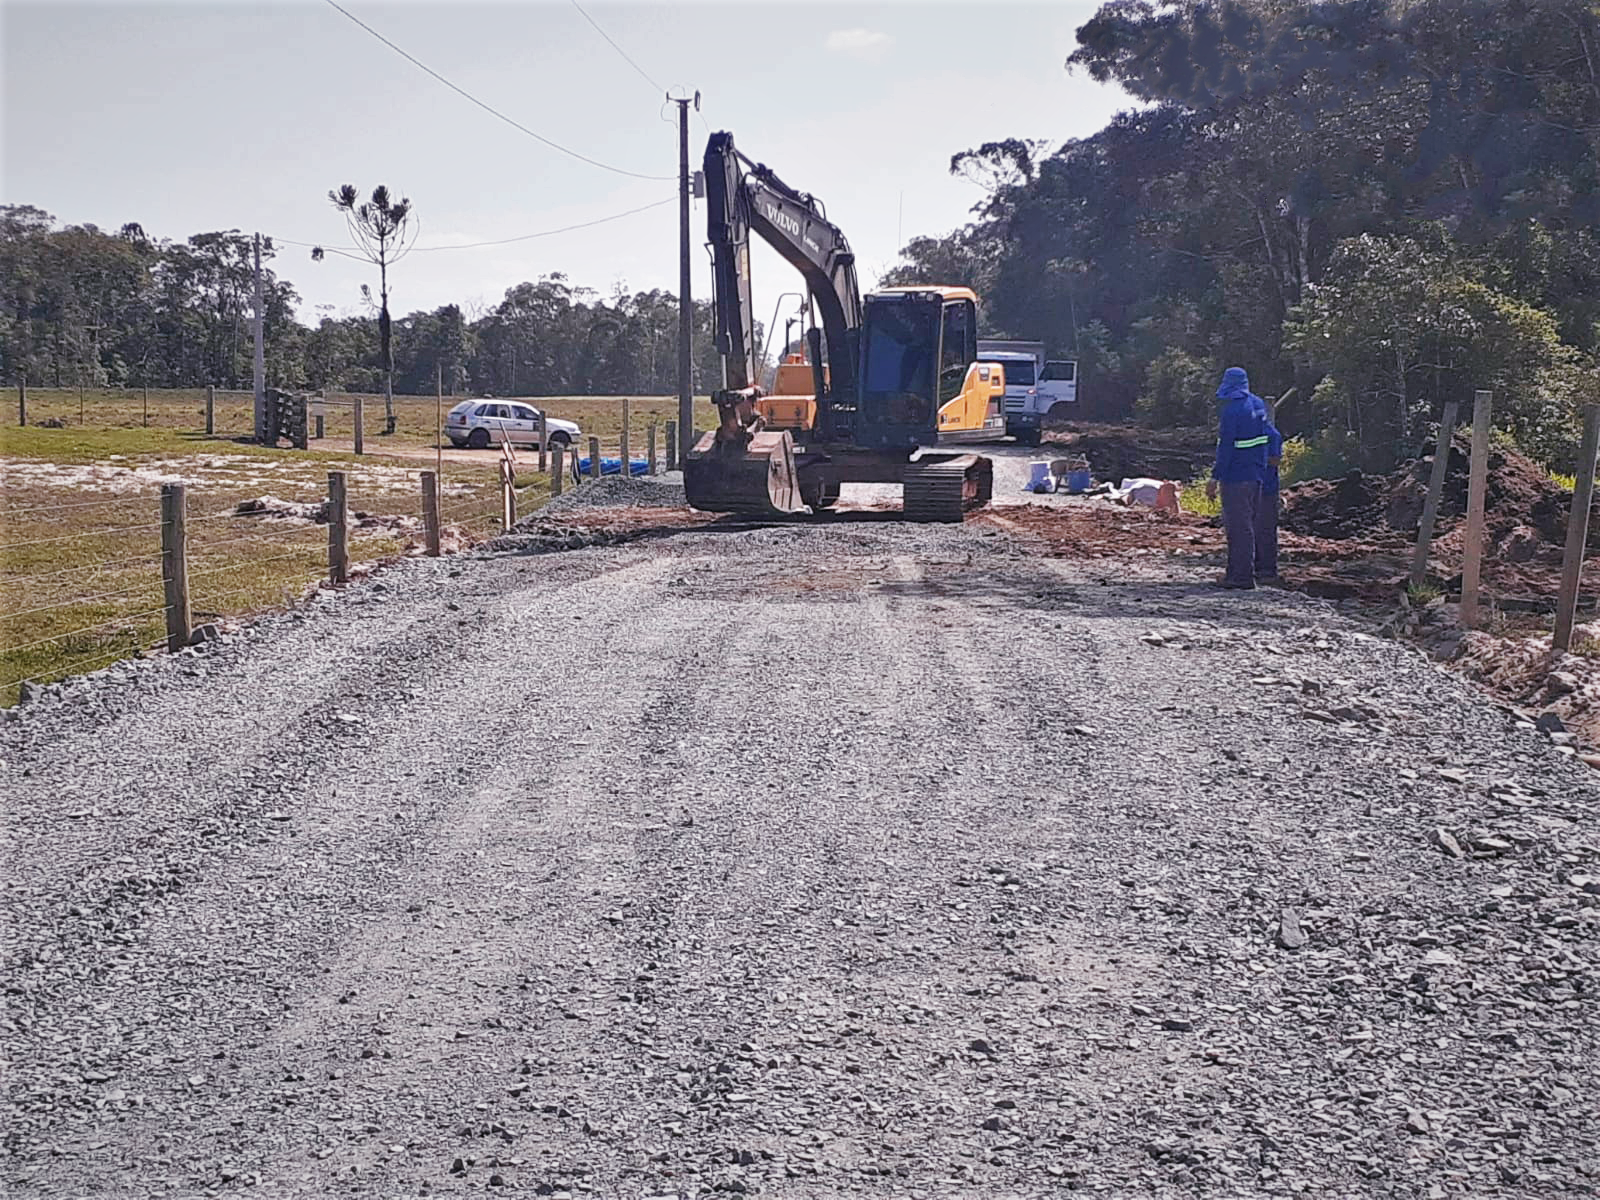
549,431,572,447
467,427,490,450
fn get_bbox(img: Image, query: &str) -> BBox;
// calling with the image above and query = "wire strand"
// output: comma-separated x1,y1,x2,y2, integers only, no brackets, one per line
569,0,663,93
194,575,326,610
189,526,329,553
322,0,673,182
1,523,164,550
2,582,162,623
3,552,163,586
8,635,168,690
188,547,328,583
5,606,169,655
408,198,675,251
0,496,153,517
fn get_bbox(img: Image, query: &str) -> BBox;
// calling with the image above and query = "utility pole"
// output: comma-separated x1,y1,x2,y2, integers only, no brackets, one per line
674,91,699,465
253,233,266,444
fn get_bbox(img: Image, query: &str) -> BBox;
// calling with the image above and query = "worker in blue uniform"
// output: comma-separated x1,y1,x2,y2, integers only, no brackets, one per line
1256,415,1283,583
1204,367,1269,589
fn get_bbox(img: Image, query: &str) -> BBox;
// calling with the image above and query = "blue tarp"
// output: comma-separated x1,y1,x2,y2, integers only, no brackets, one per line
575,456,650,477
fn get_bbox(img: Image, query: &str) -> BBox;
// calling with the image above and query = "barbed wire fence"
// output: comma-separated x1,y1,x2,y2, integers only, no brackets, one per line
5,393,680,702
1,469,502,703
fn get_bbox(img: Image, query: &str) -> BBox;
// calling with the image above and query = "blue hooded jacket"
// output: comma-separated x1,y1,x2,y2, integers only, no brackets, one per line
1212,367,1269,485
1263,418,1284,495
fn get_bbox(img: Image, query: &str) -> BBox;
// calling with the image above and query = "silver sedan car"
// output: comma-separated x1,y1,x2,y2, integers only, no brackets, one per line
445,400,581,450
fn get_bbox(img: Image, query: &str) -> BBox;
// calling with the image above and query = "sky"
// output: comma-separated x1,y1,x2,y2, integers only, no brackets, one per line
2,0,1134,327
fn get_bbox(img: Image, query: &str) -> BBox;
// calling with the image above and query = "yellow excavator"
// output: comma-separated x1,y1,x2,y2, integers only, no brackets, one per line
684,131,1006,522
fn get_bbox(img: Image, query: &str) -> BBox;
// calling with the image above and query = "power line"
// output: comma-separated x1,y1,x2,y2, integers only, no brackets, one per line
569,0,663,94
408,197,675,250
272,197,674,257
321,0,672,183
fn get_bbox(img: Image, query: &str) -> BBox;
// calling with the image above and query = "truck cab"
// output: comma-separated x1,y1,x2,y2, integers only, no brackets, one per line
984,351,1045,445
975,339,1078,445
1039,359,1078,410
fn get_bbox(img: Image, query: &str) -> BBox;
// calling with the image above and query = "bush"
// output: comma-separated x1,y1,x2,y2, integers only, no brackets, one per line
1279,431,1361,485
1182,475,1222,517
1135,348,1213,426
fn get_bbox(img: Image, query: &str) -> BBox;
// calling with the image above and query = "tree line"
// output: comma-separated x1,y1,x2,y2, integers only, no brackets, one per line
0,204,729,401
884,0,1600,470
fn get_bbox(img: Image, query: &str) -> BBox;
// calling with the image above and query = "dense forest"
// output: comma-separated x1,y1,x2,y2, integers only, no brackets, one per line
5,0,1599,471
0,205,729,401
885,0,1600,470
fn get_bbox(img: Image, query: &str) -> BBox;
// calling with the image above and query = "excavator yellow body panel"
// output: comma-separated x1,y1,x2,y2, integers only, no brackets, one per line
754,356,828,432
936,360,1008,437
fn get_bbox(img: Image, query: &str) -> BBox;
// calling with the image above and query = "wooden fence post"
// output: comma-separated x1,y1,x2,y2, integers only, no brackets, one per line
1409,399,1459,590
18,375,26,427
328,470,349,584
620,398,631,479
552,443,566,497
538,411,548,473
421,470,441,557
205,385,215,435
589,435,602,480
665,419,678,472
648,422,658,475
500,460,517,530
78,382,85,425
161,484,192,652
1459,390,1493,628
1553,403,1600,654
142,384,149,428
353,394,365,455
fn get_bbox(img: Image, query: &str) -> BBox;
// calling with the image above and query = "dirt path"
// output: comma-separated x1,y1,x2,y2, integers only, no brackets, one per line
3,520,1595,1197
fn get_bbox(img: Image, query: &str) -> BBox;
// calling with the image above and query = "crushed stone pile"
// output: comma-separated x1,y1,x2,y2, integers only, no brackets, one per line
537,472,687,516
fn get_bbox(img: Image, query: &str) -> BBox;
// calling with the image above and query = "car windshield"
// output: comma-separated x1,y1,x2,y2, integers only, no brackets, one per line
998,359,1036,386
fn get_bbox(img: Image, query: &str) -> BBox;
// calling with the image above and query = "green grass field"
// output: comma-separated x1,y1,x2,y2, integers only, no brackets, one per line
12,386,717,453
0,386,725,706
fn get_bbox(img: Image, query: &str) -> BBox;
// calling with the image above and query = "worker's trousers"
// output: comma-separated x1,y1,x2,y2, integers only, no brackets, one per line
1220,480,1261,587
1255,489,1280,578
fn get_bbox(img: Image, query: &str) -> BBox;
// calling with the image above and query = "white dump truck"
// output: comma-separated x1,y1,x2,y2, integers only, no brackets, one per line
977,339,1078,446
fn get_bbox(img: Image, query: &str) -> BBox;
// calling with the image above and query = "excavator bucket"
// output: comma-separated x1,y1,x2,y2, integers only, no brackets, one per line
683,429,808,517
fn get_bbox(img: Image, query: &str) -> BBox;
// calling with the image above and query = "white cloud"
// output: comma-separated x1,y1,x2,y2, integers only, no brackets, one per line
825,28,892,60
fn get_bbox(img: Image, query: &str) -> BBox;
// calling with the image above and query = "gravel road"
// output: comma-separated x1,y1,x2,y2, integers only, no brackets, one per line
3,513,1596,1198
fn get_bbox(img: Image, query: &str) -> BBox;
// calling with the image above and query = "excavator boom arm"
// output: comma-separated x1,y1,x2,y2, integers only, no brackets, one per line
704,131,862,416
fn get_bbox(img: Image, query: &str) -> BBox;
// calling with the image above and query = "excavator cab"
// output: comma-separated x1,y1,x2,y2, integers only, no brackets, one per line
857,287,1003,450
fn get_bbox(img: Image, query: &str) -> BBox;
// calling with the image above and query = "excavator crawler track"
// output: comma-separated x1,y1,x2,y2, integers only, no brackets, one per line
902,454,993,523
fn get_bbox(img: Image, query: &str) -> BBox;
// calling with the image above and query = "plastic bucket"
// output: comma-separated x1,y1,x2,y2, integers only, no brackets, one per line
1066,468,1091,494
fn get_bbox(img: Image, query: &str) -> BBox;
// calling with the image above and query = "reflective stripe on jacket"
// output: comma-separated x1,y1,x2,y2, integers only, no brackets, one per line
1212,396,1269,484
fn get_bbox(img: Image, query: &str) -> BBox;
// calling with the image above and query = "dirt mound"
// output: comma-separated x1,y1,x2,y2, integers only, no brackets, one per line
1041,422,1216,485
1280,435,1581,551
